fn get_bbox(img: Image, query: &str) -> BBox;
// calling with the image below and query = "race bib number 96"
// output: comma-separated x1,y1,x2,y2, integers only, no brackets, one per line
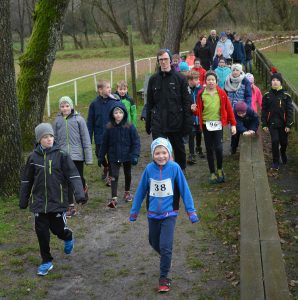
149,178,173,197
206,120,222,131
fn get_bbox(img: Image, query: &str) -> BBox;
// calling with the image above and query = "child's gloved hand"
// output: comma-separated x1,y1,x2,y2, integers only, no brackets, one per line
189,213,200,223
129,214,137,222
131,157,138,165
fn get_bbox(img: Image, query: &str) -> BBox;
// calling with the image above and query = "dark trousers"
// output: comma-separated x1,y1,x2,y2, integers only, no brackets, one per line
110,161,132,197
152,131,186,170
231,132,241,150
269,127,288,164
35,212,72,263
148,216,177,278
68,160,85,205
203,127,223,173
189,125,202,155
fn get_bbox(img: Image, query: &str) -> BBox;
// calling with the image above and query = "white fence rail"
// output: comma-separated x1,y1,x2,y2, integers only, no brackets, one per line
47,56,156,117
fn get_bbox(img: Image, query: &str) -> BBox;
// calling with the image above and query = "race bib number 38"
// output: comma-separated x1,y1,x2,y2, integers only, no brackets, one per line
206,120,222,131
149,178,173,197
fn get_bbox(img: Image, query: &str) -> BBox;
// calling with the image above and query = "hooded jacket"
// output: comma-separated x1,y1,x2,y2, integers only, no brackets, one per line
115,91,137,127
261,88,293,128
215,66,232,89
99,102,140,163
146,67,193,135
234,107,259,133
53,110,92,163
19,143,85,213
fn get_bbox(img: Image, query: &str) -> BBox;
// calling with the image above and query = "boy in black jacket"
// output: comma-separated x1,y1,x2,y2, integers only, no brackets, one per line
20,123,86,276
261,73,294,170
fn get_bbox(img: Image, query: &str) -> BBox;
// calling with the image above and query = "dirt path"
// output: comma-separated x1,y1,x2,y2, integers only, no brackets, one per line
43,129,239,300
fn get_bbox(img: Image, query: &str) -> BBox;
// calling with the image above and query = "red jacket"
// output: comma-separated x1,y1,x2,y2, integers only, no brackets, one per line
193,86,236,130
192,66,206,86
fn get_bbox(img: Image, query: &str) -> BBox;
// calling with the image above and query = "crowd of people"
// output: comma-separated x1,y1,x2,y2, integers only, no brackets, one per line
19,29,294,293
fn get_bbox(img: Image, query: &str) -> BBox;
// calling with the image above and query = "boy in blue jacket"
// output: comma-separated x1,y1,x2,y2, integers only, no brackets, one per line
87,80,119,184
99,103,140,207
129,138,199,293
231,101,259,154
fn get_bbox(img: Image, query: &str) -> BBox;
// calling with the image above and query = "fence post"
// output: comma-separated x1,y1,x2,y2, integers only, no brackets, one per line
47,90,51,117
74,80,78,106
125,65,127,82
149,58,152,74
110,70,113,88
93,74,97,91
135,61,138,79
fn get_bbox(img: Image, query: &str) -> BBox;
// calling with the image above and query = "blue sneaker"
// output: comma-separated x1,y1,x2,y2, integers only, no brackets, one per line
37,262,53,276
64,239,74,254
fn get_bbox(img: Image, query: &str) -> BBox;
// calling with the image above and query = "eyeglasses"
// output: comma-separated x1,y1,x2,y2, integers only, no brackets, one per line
158,58,169,62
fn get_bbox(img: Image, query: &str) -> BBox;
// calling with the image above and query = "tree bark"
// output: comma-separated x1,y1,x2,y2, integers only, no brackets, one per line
0,0,23,197
163,0,186,53
17,0,70,151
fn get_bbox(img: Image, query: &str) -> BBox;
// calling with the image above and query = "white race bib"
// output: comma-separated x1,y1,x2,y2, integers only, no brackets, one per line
206,120,222,131
149,178,173,198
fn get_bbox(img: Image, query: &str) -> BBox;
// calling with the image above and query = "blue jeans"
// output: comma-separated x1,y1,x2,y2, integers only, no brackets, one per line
245,59,252,73
148,216,177,278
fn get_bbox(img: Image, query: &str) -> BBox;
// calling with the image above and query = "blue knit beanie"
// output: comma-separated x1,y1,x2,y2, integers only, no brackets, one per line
179,61,189,72
151,138,173,157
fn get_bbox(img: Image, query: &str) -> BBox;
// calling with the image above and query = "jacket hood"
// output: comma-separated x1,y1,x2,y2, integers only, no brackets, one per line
109,102,128,125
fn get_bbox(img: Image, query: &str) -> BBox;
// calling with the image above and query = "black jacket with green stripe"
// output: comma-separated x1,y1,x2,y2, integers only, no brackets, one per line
20,143,85,213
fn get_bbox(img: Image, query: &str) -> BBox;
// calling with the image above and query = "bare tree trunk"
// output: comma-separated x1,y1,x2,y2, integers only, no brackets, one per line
0,0,23,197
17,0,70,151
159,0,168,47
163,0,186,53
90,5,107,48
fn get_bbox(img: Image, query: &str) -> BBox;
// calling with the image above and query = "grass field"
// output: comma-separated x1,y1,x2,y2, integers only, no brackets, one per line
263,46,298,90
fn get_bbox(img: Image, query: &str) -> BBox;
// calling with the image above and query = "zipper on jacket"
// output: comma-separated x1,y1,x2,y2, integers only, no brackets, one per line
65,118,70,153
49,160,52,175
44,153,48,213
60,184,63,203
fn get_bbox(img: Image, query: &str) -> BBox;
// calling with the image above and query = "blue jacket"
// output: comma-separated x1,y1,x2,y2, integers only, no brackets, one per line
99,102,140,163
234,107,259,133
232,40,246,64
190,84,202,125
130,160,196,220
215,66,231,89
87,95,119,144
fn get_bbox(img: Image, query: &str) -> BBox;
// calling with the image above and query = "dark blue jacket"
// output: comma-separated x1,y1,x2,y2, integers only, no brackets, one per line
87,95,119,144
232,40,246,64
99,103,140,163
234,107,259,133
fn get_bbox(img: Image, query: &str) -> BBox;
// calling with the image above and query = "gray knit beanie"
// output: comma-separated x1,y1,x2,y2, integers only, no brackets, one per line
59,96,74,109
35,123,54,143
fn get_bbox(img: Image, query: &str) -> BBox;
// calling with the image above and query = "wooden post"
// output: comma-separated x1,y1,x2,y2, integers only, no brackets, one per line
128,25,137,101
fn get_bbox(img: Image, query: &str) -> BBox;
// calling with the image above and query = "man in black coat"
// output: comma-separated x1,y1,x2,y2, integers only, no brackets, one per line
146,49,193,171
207,29,219,58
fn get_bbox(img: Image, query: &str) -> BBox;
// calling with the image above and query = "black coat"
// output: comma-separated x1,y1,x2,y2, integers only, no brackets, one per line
193,42,212,70
244,40,255,60
20,144,85,213
146,67,192,135
261,88,294,128
207,35,219,57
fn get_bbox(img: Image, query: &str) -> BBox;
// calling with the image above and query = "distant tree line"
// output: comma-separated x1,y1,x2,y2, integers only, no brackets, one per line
10,0,298,53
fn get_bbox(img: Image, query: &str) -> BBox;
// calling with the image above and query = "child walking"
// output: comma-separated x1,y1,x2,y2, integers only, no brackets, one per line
99,103,140,208
187,70,204,164
261,73,293,170
19,123,86,276
191,71,236,183
53,96,92,217
129,138,199,293
87,80,119,185
115,80,137,127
